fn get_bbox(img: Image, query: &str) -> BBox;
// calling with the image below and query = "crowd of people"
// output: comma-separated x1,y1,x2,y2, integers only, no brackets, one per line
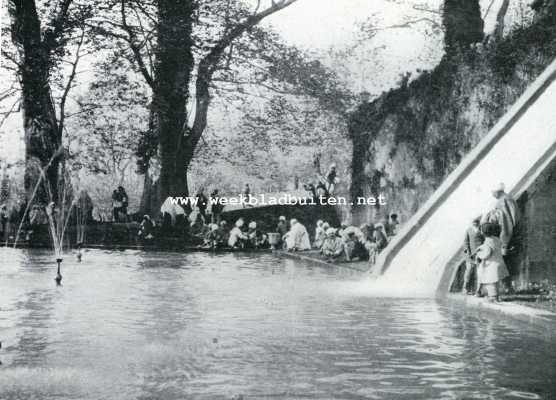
312,215,399,263
161,211,401,262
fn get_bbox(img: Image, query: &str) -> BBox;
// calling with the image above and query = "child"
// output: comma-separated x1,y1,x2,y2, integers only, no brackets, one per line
475,222,509,302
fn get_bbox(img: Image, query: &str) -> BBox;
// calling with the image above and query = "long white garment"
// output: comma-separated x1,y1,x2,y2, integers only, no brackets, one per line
286,223,311,250
228,227,246,247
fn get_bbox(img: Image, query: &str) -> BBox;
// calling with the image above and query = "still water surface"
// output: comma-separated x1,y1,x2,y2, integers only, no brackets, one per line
0,248,555,400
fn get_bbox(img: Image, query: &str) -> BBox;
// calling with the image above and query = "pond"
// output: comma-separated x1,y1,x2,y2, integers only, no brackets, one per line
0,248,555,400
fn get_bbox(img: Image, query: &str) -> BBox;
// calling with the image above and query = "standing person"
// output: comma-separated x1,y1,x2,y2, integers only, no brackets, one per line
480,182,520,256
0,204,7,241
243,184,252,208
210,189,224,224
462,217,485,295
118,186,129,221
196,187,208,222
476,222,509,302
325,163,338,195
112,189,123,222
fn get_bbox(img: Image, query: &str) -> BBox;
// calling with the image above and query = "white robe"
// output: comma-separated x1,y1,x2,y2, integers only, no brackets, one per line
285,223,311,250
228,227,247,247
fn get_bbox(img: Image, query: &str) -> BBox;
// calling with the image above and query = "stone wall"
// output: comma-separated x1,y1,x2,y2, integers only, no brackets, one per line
510,157,556,287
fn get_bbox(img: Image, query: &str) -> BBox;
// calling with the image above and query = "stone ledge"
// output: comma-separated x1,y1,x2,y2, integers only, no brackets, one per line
447,293,556,328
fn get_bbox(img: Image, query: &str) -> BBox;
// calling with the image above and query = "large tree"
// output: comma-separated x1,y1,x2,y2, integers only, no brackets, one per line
5,0,93,202
91,0,299,202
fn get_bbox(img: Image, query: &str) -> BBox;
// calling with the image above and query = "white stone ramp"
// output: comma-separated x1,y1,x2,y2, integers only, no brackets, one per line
374,59,556,297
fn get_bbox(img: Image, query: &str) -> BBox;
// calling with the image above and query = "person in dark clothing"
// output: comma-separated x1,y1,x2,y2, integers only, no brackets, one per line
373,223,388,252
215,220,230,248
138,215,155,239
118,186,129,221
325,164,337,194
387,213,400,237
196,187,208,222
112,189,123,222
462,217,485,294
210,189,224,223
276,216,289,249
243,184,252,208
0,204,7,240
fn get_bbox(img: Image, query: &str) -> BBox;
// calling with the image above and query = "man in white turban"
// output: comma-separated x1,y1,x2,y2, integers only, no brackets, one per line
480,182,520,255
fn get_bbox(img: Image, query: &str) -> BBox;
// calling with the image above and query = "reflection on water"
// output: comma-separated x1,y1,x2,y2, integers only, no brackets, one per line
1,248,555,399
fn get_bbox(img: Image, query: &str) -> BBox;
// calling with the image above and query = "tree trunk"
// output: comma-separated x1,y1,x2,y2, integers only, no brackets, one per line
10,0,61,204
443,0,484,53
153,0,195,201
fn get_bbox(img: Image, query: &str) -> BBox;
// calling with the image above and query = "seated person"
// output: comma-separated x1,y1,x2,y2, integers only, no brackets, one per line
215,220,230,247
388,213,400,237
190,212,207,237
373,223,388,252
138,215,155,239
228,218,249,248
320,228,344,261
284,219,311,251
247,221,268,249
365,240,379,265
338,222,349,241
313,220,325,249
276,216,289,249
344,231,369,262
202,223,220,248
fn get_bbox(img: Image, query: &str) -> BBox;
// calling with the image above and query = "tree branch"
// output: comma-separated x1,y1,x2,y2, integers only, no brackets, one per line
0,97,21,129
120,0,154,87
363,17,441,33
189,0,299,158
58,28,85,136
